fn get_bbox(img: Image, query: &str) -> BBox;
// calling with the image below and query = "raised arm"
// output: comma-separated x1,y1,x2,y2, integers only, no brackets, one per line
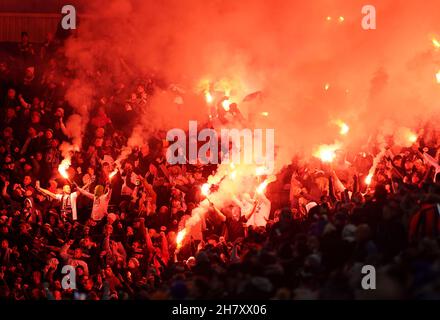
35,181,59,200
76,185,94,199
160,231,169,264
210,202,227,222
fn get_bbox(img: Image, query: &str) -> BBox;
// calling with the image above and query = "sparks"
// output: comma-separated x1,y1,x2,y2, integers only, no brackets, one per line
176,229,187,249
58,159,71,179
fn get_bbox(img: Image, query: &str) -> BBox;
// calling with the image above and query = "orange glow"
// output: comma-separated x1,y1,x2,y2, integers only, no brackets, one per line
324,83,330,90
58,159,71,179
436,71,440,83
433,37,440,49
261,111,269,117
338,16,345,22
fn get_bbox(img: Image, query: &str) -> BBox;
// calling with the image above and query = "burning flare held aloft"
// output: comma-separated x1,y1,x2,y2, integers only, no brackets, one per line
201,183,211,196
58,158,71,180
176,229,187,249
365,173,373,186
109,168,118,180
256,175,276,195
313,143,341,163
335,120,350,136
205,91,213,104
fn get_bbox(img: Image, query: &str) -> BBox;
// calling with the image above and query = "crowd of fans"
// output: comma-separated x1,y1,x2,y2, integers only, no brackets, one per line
1,31,440,300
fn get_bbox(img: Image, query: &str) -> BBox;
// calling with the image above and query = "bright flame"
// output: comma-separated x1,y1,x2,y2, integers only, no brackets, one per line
205,91,213,104
436,71,440,84
230,171,237,180
256,175,276,195
261,111,269,117
176,229,187,249
58,159,71,179
221,99,231,111
201,183,211,196
335,120,350,135
365,173,373,185
109,169,118,180
407,132,417,143
324,83,330,90
433,37,440,49
256,180,269,194
338,16,345,22
326,16,332,21
314,143,340,163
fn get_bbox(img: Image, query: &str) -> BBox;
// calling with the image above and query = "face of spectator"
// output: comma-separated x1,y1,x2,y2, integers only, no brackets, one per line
171,199,181,209
28,127,37,137
7,88,15,99
63,185,71,194
23,175,32,186
95,127,105,138
51,139,59,148
232,207,241,221
21,34,29,44
3,127,12,138
404,161,413,171
77,267,84,277
54,108,64,118
6,108,15,119
393,158,402,167
54,291,62,300
45,130,53,139
159,206,168,215
74,248,82,259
